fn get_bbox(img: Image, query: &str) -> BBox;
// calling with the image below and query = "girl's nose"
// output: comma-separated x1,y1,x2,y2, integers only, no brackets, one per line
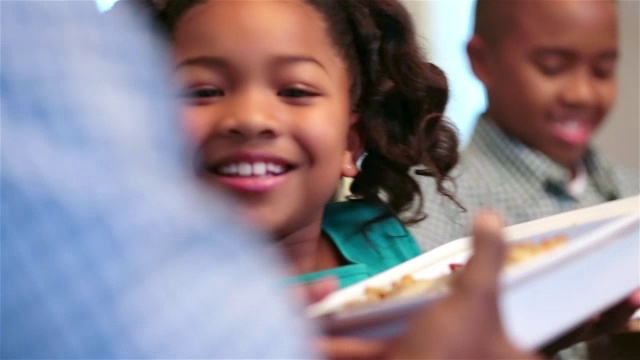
218,92,281,139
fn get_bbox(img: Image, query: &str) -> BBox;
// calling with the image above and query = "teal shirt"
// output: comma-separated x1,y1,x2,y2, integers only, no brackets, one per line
290,201,421,288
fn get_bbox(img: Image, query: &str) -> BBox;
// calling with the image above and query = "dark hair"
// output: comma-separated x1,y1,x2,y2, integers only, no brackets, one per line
152,0,460,224
472,0,520,47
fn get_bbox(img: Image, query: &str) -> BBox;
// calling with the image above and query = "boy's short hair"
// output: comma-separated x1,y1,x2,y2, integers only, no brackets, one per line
473,0,617,47
473,0,519,47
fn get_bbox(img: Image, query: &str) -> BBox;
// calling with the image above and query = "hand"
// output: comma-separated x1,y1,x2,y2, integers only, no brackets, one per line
290,277,338,305
313,337,393,360
292,278,392,360
389,211,540,359
590,289,640,335
541,288,640,356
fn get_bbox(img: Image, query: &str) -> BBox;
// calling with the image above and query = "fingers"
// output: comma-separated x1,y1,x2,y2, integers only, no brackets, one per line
290,277,338,305
541,293,639,355
593,292,640,334
313,337,390,360
388,210,539,359
456,210,506,294
626,289,640,307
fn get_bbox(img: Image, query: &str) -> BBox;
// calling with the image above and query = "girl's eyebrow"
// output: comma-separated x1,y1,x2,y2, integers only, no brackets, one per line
271,55,328,75
175,55,329,75
175,56,230,71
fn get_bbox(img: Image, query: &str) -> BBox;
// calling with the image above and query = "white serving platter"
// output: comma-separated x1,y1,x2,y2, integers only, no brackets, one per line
307,196,640,350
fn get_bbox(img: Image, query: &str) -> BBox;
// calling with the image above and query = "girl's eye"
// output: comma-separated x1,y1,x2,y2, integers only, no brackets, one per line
182,88,224,99
278,88,317,98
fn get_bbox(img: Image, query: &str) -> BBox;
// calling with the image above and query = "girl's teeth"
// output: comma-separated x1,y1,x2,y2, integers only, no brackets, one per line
253,162,267,176
220,163,237,175
217,161,286,176
267,163,284,174
238,162,252,176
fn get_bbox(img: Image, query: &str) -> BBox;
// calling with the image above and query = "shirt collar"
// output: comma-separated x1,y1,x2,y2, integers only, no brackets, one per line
566,162,588,197
472,115,621,200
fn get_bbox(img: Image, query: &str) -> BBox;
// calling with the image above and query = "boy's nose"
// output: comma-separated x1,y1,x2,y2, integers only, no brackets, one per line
560,71,598,107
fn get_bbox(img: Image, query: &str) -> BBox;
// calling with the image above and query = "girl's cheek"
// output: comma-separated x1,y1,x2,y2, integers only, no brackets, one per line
181,108,208,146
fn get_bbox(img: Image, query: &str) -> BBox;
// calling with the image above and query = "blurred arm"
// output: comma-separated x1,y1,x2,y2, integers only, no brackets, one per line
0,2,314,358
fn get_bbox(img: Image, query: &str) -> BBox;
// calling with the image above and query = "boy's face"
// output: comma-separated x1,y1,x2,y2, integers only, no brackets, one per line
172,0,359,239
478,0,618,168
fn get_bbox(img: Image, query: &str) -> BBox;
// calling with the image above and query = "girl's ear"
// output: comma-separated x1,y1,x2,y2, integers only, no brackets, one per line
341,113,363,178
467,34,494,88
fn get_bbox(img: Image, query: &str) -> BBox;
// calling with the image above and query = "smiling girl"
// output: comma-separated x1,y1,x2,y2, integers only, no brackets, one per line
155,0,459,288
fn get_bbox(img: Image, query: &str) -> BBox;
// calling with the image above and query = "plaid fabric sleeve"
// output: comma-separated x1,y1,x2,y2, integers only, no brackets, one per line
1,1,315,358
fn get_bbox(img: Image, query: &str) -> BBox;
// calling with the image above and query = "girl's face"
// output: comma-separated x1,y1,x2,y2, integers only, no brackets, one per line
173,0,360,239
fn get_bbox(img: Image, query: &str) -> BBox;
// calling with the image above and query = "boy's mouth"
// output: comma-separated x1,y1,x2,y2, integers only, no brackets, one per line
549,118,595,147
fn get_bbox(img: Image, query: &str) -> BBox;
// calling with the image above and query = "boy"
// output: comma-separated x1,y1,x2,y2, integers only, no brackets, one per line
413,0,638,251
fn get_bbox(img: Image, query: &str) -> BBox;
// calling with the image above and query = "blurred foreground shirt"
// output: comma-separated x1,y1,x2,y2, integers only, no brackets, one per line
0,1,313,358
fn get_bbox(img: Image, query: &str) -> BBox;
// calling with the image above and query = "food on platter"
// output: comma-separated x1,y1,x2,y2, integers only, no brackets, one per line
350,235,568,307
307,204,639,351
505,235,568,265
347,273,456,307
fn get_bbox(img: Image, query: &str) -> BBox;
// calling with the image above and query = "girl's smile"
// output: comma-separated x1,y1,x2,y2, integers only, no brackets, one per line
200,151,296,193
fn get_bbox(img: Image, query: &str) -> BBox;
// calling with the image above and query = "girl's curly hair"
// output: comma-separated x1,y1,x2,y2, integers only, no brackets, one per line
150,0,461,225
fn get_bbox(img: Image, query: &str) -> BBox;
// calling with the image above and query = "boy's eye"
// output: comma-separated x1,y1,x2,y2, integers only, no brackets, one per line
278,88,317,98
182,88,225,99
536,59,569,76
593,66,614,79
532,51,572,76
593,60,616,79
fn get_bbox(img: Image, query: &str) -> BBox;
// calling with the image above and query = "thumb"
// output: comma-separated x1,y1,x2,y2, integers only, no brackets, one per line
290,277,339,305
457,210,506,294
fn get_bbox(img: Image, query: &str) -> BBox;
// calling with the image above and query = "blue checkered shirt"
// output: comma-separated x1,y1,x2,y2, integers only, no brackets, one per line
411,116,639,251
1,1,314,358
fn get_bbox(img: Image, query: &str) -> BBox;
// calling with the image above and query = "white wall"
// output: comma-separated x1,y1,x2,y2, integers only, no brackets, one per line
95,0,119,12
403,0,639,171
593,0,640,171
401,0,484,147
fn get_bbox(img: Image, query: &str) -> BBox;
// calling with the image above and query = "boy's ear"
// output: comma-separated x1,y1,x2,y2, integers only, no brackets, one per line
341,113,363,178
467,34,494,88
